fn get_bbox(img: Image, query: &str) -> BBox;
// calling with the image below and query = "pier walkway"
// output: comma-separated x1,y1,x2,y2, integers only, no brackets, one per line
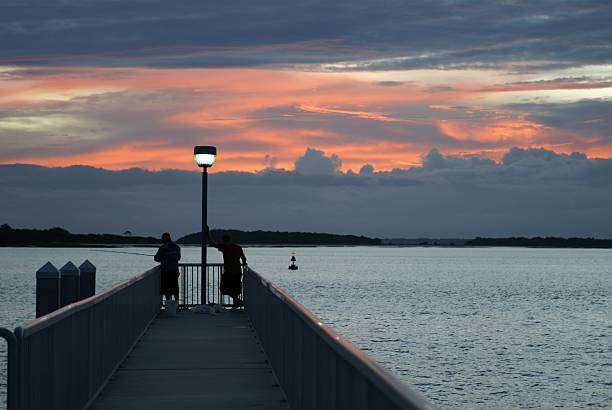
90,311,289,410
2,265,431,410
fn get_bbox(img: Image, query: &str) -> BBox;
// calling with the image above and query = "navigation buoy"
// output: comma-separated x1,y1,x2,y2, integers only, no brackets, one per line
288,255,298,270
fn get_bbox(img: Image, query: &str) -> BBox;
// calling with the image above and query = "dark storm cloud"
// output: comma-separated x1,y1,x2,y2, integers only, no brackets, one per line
1,1,611,70
2,147,611,238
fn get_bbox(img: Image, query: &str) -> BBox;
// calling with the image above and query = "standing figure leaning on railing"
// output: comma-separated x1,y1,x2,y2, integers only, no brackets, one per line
208,226,247,311
154,232,181,303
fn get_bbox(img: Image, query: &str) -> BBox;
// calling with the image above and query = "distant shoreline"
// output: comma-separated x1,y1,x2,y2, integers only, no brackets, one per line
0,243,161,248
0,225,381,247
2,244,612,250
2,225,611,248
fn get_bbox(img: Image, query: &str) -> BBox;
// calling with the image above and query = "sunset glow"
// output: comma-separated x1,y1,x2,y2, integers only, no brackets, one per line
2,65,612,172
1,0,612,240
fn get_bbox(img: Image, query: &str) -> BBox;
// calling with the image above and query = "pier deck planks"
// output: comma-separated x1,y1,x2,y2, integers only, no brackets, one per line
90,310,289,410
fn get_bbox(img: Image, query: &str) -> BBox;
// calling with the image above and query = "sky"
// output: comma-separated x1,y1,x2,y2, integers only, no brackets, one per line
1,1,612,237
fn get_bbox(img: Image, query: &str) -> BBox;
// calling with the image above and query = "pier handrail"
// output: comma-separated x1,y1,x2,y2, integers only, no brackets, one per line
244,267,433,410
14,266,161,410
18,267,159,336
0,328,17,410
177,263,242,307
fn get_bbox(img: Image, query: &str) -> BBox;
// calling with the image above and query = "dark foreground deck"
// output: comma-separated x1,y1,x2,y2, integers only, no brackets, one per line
90,311,289,410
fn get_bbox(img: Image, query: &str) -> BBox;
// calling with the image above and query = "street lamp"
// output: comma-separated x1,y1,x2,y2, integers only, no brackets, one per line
194,145,217,304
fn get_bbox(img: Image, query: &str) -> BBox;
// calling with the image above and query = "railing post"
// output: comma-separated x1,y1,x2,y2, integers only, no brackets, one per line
36,262,60,318
13,326,23,410
0,328,17,410
60,261,80,307
78,260,96,299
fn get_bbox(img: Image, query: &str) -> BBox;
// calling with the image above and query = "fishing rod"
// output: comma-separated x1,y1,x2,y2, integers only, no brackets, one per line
92,249,155,257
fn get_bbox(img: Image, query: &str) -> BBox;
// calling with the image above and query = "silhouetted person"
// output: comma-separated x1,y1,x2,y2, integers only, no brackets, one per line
208,229,247,311
154,232,181,301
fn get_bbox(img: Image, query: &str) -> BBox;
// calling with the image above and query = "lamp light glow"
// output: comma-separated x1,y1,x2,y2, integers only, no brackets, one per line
194,146,217,167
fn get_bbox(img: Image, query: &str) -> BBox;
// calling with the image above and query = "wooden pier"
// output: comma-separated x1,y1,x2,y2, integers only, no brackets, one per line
90,311,288,410
2,265,431,410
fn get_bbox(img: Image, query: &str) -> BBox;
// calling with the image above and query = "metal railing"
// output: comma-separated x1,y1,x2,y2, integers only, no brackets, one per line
178,263,243,307
13,266,161,410
243,267,434,410
0,328,17,410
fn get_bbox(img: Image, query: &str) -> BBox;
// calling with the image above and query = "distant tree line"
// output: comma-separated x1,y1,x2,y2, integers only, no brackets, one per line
3,224,609,248
0,224,159,246
178,229,382,246
0,224,381,246
466,236,612,248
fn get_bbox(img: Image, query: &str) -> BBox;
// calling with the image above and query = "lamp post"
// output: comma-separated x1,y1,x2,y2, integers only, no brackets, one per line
194,145,217,304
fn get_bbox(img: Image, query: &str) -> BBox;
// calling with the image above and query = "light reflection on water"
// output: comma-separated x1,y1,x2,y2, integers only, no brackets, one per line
0,246,610,409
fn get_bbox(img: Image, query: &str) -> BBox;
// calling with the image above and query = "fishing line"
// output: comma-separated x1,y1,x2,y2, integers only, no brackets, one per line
92,249,155,257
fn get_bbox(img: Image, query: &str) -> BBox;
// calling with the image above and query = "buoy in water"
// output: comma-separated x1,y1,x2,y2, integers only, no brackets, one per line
288,255,298,270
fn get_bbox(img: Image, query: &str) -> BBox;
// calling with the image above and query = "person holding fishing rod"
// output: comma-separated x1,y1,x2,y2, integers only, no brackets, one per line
207,226,247,311
154,232,181,303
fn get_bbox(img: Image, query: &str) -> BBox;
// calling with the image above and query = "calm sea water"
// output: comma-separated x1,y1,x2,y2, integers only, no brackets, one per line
0,246,610,409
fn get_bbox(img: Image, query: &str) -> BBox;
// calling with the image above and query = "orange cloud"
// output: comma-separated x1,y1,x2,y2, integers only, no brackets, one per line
1,141,264,172
298,104,415,123
437,119,544,144
2,66,612,172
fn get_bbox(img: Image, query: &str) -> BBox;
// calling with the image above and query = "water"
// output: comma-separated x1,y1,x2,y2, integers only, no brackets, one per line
1,246,611,409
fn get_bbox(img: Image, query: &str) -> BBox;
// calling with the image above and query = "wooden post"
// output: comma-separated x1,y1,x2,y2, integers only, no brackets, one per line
79,260,96,299
36,262,60,318
60,261,80,307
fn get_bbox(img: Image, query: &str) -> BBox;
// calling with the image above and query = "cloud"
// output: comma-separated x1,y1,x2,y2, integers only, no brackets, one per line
2,3,611,241
506,99,612,148
294,148,342,175
2,147,612,238
422,148,496,170
378,81,404,87
1,1,611,71
502,147,586,165
358,164,374,175
2,66,612,174
263,154,278,169
298,104,412,123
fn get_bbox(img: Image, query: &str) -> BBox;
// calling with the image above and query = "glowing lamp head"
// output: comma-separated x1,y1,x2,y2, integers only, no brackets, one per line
194,146,217,167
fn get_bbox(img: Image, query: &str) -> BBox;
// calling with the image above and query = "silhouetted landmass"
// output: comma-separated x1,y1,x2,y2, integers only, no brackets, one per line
178,229,381,246
382,238,468,246
0,224,159,246
0,224,381,246
466,237,612,248
3,224,611,248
